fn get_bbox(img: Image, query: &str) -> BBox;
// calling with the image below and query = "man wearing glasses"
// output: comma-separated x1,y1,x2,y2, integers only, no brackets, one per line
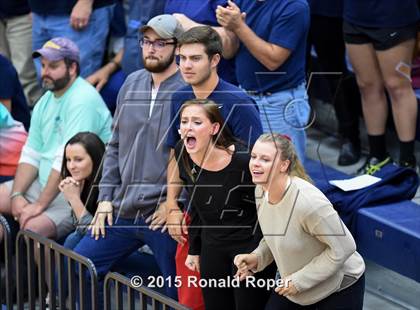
73,14,185,308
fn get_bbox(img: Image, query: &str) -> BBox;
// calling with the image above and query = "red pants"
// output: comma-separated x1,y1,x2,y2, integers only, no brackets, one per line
175,215,205,310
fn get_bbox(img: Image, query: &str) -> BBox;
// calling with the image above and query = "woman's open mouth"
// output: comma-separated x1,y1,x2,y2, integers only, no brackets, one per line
252,170,264,177
185,136,197,149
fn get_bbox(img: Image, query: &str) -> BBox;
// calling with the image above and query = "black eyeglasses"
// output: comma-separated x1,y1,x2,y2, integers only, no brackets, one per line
139,39,177,50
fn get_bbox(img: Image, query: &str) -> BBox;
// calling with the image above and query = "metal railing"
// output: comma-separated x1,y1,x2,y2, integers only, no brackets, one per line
15,230,98,310
3,229,190,309
0,215,13,309
104,272,190,310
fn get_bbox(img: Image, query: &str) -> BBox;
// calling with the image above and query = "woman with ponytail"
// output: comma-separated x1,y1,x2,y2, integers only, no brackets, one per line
234,133,366,309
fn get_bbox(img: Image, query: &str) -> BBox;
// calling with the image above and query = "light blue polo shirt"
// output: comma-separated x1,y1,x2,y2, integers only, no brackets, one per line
22,77,112,186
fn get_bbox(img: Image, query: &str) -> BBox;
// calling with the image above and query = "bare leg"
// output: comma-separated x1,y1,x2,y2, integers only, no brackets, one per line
346,43,388,136
0,183,13,242
21,214,57,240
377,39,417,142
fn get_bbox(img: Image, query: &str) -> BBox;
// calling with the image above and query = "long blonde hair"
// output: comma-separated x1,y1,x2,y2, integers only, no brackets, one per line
257,133,312,183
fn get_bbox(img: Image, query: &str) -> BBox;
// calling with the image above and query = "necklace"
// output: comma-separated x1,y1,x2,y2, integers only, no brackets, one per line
191,162,197,176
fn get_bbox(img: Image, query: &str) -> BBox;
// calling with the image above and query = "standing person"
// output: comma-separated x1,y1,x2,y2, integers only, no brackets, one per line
175,99,273,310
165,25,263,310
0,54,31,131
165,0,239,84
0,0,43,106
166,26,262,152
73,14,185,309
216,0,311,162
0,37,112,243
86,0,167,114
235,133,366,309
307,0,361,165
29,0,115,77
59,132,105,249
343,0,420,173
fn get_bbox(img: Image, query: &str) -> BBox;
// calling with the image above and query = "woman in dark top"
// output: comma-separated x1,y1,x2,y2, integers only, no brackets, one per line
174,99,273,310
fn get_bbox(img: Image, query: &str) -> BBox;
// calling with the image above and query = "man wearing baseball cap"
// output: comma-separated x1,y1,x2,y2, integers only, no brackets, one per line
0,37,112,244
73,15,185,308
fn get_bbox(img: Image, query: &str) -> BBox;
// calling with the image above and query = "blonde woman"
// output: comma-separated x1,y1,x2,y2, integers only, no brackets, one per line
235,133,365,309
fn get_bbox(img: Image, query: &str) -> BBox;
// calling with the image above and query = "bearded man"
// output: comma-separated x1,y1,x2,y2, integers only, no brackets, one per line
72,15,185,308
0,37,112,243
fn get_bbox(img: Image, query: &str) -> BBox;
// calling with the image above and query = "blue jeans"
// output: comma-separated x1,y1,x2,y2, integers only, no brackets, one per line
63,230,84,250
32,5,114,77
73,217,177,309
99,69,126,115
252,83,310,163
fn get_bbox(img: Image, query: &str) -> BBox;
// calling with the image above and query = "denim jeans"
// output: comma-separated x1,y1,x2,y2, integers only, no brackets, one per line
73,217,177,309
63,230,84,250
99,69,126,115
32,5,114,77
251,83,310,163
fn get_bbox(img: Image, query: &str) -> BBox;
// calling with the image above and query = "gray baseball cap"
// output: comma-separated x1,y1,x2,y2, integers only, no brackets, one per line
32,37,80,63
140,14,184,40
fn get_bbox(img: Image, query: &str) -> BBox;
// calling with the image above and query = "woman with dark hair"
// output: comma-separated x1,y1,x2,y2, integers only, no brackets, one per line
59,131,105,249
234,133,365,309
174,99,273,310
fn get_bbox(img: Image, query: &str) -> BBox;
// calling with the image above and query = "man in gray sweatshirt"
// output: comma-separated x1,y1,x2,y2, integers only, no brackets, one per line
73,14,186,307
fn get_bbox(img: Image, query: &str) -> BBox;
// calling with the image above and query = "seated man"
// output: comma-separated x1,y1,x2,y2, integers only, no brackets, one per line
0,37,112,243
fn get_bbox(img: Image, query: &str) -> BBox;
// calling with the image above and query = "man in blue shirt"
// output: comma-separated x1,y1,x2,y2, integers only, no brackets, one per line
165,26,262,150
216,0,311,162
165,0,239,84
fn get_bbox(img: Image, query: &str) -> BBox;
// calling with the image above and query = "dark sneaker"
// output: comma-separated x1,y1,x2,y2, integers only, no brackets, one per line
399,157,419,173
357,156,392,175
338,140,361,166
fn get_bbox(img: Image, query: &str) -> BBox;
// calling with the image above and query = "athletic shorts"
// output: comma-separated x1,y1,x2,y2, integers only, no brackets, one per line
5,179,74,239
343,20,418,51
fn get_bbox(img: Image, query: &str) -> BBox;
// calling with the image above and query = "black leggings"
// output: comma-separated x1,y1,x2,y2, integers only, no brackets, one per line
199,241,276,310
265,274,365,310
307,14,361,144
